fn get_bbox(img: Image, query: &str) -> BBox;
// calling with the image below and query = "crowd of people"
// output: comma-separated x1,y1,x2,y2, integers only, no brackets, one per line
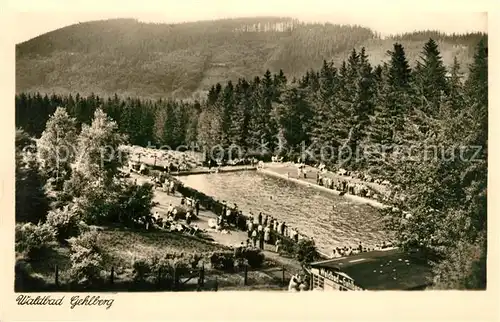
290,162,383,200
244,211,302,252
329,241,395,258
276,157,395,203
316,172,375,198
209,200,310,254
135,173,204,237
144,201,201,236
206,157,261,169
288,273,309,292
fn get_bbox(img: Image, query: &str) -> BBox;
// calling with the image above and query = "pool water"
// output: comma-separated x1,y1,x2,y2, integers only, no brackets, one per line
178,171,390,255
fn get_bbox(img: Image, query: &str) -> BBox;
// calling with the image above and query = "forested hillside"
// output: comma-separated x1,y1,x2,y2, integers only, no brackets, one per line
16,17,485,99
16,36,488,289
15,16,488,289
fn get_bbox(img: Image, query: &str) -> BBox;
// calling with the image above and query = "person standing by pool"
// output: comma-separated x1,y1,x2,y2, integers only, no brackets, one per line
195,199,200,217
235,210,240,228
247,220,254,238
258,212,263,225
274,220,279,232
331,249,337,258
264,225,271,244
259,232,265,249
222,201,227,217
275,238,282,253
226,206,232,224
251,229,258,247
281,222,286,236
278,221,283,235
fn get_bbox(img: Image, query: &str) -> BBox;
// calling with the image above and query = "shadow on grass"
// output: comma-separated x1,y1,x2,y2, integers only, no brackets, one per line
15,271,221,293
96,225,228,269
100,226,220,248
24,247,71,277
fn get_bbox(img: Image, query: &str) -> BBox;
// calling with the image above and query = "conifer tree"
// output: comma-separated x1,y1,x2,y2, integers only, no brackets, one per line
16,128,50,223
309,60,339,162
346,47,375,168
345,48,360,101
273,69,287,89
387,43,412,142
197,106,223,152
248,76,270,153
220,81,235,147
368,63,394,146
153,103,167,146
278,85,313,154
446,57,465,111
138,104,155,146
162,102,177,147
465,37,488,108
229,78,252,148
414,38,448,114
388,43,412,91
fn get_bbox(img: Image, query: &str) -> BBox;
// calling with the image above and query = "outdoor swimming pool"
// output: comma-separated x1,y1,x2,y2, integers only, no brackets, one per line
178,171,391,255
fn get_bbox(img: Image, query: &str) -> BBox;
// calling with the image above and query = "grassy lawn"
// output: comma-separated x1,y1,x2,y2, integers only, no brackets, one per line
24,226,227,283
99,226,225,268
19,225,290,291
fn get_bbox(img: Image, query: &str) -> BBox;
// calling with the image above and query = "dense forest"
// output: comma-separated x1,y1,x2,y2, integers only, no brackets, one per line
16,17,485,99
15,32,487,289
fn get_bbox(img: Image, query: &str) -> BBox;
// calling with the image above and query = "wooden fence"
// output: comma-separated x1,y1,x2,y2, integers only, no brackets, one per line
17,264,290,292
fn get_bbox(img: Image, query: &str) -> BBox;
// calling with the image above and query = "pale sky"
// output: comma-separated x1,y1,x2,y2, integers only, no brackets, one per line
7,0,490,44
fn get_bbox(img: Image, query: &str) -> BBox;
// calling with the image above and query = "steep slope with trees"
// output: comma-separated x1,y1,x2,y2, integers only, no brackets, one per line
16,18,485,99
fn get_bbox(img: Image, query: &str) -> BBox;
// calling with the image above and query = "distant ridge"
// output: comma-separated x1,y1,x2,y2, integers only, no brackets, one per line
16,17,486,99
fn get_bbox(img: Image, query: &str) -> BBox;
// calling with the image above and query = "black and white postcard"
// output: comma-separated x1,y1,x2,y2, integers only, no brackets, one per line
1,0,497,321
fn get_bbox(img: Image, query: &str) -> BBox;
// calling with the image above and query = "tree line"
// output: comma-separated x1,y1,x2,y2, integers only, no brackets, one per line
15,37,487,289
16,37,485,166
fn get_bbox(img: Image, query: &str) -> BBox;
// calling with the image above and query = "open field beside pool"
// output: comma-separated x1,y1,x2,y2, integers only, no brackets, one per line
121,145,204,169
